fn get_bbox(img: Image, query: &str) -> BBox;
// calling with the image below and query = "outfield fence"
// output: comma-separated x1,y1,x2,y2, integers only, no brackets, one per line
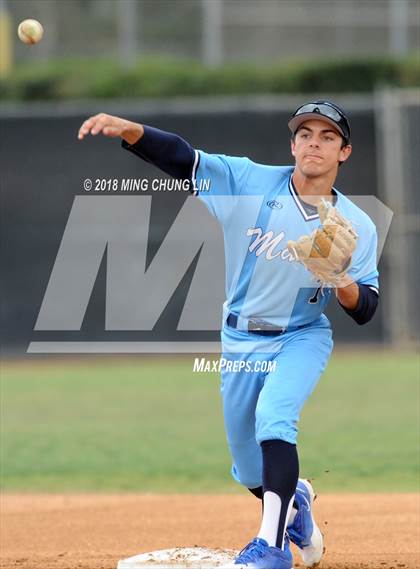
1,90,419,354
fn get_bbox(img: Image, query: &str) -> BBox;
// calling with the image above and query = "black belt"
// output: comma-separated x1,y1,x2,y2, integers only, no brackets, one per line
226,312,305,336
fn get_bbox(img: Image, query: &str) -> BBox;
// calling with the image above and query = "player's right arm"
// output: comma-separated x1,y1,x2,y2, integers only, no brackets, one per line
78,113,251,221
78,113,144,145
78,113,197,183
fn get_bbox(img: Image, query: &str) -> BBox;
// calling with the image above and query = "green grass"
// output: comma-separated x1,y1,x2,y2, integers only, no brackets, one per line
1,352,418,493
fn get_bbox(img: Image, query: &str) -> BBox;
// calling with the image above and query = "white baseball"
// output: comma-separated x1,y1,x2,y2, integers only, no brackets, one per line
18,19,44,45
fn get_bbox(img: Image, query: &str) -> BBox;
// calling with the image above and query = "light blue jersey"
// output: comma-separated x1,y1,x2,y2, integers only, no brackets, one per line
193,151,379,329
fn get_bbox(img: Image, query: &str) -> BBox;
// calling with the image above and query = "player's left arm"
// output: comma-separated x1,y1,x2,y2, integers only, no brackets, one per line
335,278,359,310
335,277,379,325
335,221,379,325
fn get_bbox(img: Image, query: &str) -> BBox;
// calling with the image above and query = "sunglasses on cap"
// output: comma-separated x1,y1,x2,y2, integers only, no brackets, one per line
288,101,351,144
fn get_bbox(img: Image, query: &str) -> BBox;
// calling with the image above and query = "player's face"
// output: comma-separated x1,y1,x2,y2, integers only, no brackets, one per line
291,119,352,178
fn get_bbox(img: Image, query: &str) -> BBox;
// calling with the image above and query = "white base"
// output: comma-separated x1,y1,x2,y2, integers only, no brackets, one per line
117,547,237,568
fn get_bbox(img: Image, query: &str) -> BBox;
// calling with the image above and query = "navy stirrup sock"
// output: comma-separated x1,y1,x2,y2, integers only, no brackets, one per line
261,439,299,549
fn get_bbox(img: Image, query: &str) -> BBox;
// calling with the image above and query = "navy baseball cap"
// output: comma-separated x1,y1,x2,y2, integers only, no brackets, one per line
288,100,351,144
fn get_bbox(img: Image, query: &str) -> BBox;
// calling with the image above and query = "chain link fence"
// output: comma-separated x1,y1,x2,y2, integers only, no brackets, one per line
4,0,419,66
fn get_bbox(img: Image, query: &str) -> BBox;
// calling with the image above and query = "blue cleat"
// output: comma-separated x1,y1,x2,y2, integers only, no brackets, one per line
288,479,323,567
228,536,293,569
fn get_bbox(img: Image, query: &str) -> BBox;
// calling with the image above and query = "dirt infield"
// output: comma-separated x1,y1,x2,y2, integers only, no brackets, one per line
1,494,418,569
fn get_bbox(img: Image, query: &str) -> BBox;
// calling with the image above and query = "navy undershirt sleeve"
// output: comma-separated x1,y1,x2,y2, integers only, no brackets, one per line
121,125,196,182
339,284,379,325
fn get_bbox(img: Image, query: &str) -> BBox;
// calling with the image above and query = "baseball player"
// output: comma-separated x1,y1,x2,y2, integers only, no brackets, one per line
78,101,379,569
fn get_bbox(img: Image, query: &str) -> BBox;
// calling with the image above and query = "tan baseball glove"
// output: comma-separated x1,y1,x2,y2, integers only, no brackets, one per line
287,199,358,286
